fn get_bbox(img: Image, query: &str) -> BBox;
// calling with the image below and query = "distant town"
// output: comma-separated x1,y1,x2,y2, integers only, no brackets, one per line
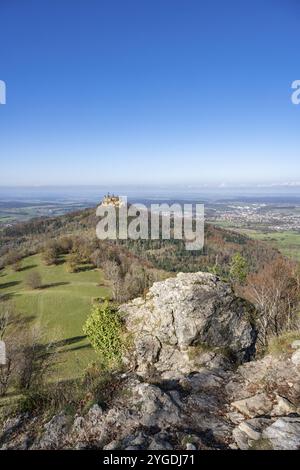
206,201,300,232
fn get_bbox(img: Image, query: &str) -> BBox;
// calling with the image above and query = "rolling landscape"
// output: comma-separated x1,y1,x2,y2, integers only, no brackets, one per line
1,196,300,451
1,0,300,460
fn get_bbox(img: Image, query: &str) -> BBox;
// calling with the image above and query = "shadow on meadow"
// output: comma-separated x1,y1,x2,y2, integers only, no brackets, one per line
18,264,38,272
0,280,21,289
40,281,70,289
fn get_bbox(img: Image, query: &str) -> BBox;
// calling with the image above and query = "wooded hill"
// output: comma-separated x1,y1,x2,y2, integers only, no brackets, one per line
0,206,283,278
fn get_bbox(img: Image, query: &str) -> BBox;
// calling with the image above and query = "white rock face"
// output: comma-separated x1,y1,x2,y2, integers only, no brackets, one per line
0,340,6,365
231,393,273,418
292,349,300,366
36,413,68,450
263,418,300,450
121,272,256,376
227,354,300,450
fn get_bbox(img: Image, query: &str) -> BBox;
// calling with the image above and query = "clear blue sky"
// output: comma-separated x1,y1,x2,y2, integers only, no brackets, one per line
0,0,300,186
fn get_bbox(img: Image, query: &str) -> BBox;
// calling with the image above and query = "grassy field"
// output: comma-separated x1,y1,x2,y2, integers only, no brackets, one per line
236,229,300,261
0,254,110,380
210,221,300,262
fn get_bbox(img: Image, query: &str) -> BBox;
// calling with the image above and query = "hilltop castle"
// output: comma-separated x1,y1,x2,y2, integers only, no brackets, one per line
101,193,125,208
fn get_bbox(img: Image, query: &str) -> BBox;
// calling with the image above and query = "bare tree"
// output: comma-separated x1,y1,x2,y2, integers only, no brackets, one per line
16,324,49,390
244,259,300,347
102,260,124,302
0,303,22,396
25,271,42,289
0,303,57,396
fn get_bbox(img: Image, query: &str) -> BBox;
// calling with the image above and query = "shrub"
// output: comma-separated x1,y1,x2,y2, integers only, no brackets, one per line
13,324,57,392
25,271,42,289
229,252,248,284
18,379,80,416
58,236,73,254
4,250,21,267
12,260,22,272
0,308,56,397
244,258,300,347
83,302,124,367
65,252,81,273
90,249,104,268
42,241,60,265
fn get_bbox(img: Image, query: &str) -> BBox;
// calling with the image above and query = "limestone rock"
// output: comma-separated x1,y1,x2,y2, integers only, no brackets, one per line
271,394,297,416
38,413,68,450
148,433,173,450
231,393,273,418
232,418,273,450
121,272,256,376
186,442,197,450
263,417,300,450
134,382,181,428
291,349,300,366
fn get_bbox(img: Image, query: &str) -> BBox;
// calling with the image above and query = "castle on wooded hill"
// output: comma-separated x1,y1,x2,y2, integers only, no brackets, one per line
101,193,124,208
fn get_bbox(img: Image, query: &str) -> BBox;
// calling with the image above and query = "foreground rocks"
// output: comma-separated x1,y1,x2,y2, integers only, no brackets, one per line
0,367,233,450
2,351,299,450
0,272,299,450
226,353,300,449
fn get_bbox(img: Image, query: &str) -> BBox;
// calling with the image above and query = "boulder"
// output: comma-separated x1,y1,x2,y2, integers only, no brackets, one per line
263,417,300,450
37,413,68,450
231,393,273,418
232,418,271,450
121,272,256,376
271,394,297,416
291,349,300,366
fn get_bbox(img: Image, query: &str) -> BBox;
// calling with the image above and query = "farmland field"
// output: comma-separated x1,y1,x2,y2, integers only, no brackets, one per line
234,229,300,261
210,221,300,261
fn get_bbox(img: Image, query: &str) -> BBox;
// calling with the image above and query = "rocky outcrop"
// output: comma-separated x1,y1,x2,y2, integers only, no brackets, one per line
1,272,299,450
3,349,299,450
121,272,256,377
35,413,69,450
226,352,300,450
0,369,233,450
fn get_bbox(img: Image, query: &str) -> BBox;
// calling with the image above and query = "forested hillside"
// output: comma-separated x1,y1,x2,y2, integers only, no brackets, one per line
0,206,283,277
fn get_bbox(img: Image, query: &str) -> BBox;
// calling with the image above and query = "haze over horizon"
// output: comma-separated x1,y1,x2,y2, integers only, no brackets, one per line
1,0,300,186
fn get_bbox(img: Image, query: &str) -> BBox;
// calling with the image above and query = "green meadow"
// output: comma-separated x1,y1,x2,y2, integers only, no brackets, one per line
236,229,300,262
0,254,110,380
212,222,300,262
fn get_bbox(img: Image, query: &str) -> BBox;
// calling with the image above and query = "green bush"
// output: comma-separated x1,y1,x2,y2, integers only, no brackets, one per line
83,302,123,367
229,252,249,284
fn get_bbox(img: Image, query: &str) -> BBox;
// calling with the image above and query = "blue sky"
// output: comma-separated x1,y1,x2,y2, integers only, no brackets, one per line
0,0,299,186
